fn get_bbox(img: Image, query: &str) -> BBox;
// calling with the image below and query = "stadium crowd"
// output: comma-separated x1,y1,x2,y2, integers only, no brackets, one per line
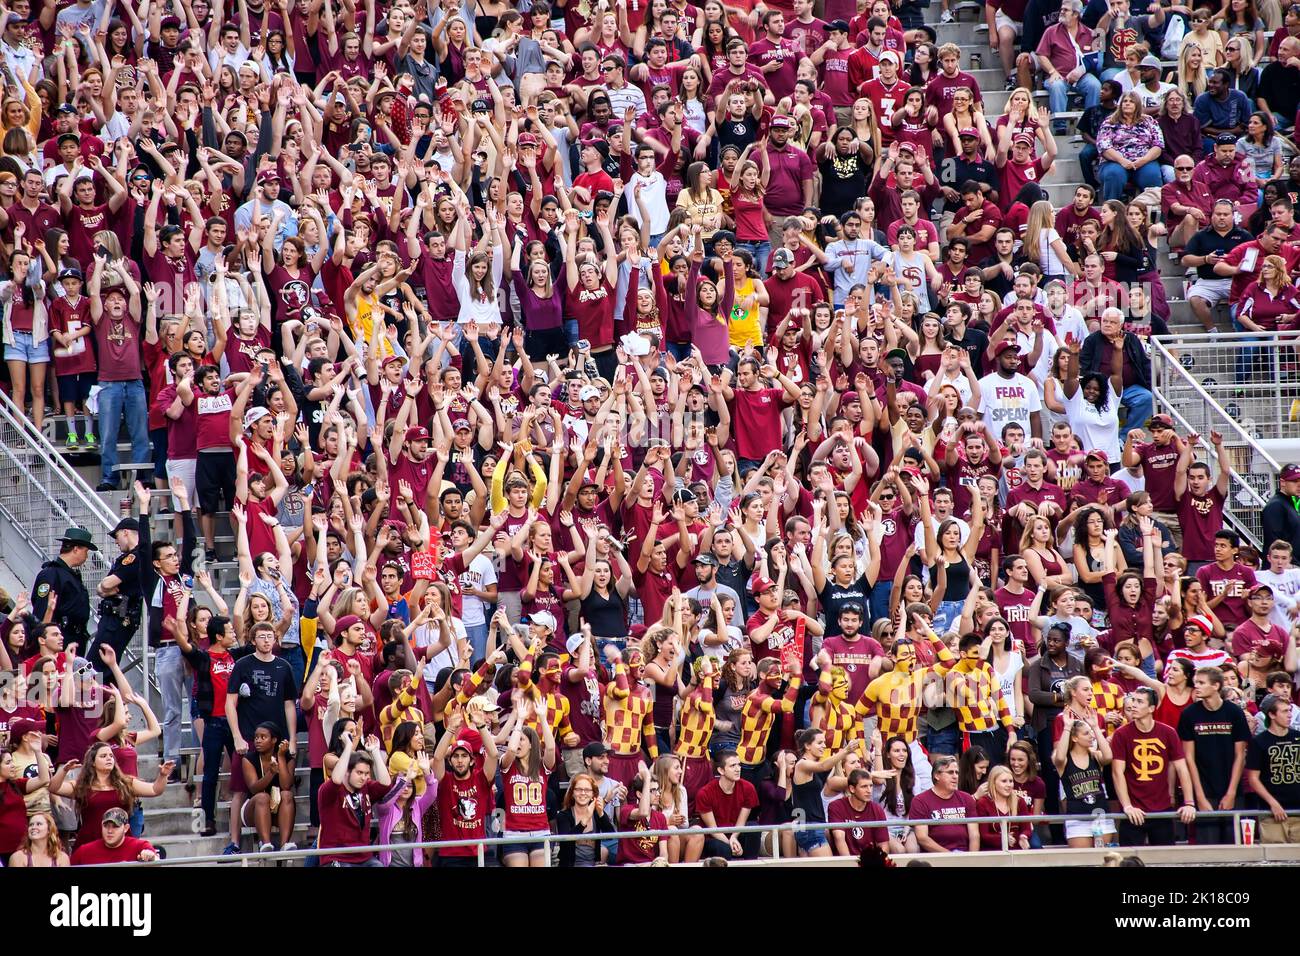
3,0,1300,867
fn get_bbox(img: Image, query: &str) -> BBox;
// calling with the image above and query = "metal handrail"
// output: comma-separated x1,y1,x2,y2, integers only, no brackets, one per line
0,388,151,694
99,807,1272,867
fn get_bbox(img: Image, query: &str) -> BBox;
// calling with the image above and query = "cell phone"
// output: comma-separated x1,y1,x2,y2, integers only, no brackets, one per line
576,339,591,351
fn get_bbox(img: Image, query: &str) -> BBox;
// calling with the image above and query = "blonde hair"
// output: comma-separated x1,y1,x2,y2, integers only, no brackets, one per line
1262,254,1293,291
1176,42,1209,98
1022,200,1057,270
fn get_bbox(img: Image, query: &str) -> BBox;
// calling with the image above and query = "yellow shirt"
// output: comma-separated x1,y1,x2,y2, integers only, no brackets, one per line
727,276,763,350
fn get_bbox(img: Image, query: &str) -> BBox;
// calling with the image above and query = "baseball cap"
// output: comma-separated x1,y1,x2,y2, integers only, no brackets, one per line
1084,449,1109,465
579,385,601,401
243,406,271,429
583,741,610,759
102,807,130,826
8,717,42,739
958,127,979,139
55,104,77,115
1012,133,1034,147
1215,132,1238,146
451,418,472,431
160,15,182,29
1145,413,1175,430
772,248,795,268
380,353,404,368
449,729,483,754
112,517,140,535
58,266,83,281
405,425,430,443
827,18,849,31
565,634,586,656
1261,693,1289,717
880,50,901,65
1259,638,1285,658
1281,463,1300,481
770,114,795,129
528,610,557,632
256,168,280,184
518,132,539,147
885,347,909,365
750,573,777,595
693,552,718,566
1249,583,1275,598
334,614,363,635
1139,54,1162,69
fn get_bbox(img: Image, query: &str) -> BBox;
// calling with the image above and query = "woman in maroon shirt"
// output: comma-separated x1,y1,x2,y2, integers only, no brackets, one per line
1236,255,1300,333
50,742,172,848
1102,516,1162,652
0,749,48,858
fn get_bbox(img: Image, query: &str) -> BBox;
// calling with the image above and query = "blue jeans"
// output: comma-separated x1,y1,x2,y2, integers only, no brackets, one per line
1098,159,1163,202
279,644,306,695
564,319,579,349
465,622,489,663
155,644,186,762
97,379,150,485
736,240,771,277
1045,71,1100,113
925,723,961,756
1120,384,1154,442
870,581,892,625
200,715,234,826
1079,143,1099,188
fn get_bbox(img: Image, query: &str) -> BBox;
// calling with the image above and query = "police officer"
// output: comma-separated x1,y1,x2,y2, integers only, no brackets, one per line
31,526,97,649
1262,464,1300,558
88,483,152,677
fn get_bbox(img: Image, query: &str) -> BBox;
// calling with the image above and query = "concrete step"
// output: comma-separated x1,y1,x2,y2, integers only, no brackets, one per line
147,823,313,861
145,764,313,809
142,794,312,837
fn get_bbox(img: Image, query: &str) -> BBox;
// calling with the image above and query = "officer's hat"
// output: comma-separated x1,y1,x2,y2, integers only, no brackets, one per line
60,527,98,551
111,517,139,535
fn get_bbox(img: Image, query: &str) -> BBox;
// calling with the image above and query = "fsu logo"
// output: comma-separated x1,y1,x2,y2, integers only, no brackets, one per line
280,279,310,310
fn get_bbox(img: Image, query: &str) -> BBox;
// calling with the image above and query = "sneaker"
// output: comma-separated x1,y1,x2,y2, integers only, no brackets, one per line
205,548,218,563
281,842,298,853
1004,75,1016,90
201,822,217,837
1051,118,1068,136
82,433,96,450
221,842,241,855
940,7,953,20
96,481,118,492
65,433,78,450
258,842,276,853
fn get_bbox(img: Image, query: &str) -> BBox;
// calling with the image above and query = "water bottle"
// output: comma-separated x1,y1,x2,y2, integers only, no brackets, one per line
1091,807,1107,848
971,52,982,69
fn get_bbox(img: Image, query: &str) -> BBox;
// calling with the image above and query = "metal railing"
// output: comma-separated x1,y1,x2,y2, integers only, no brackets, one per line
1150,332,1285,550
0,389,150,692
99,807,1274,868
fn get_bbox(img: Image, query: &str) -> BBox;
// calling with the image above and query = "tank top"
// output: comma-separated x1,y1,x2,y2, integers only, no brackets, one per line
941,556,972,602
913,351,943,383
792,770,828,824
581,588,627,639
1033,548,1065,580
727,277,762,350
652,676,676,733
1060,750,1108,815
1154,688,1191,728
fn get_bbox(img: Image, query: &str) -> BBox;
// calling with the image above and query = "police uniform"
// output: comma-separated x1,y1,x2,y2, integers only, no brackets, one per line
88,516,152,674
31,527,97,648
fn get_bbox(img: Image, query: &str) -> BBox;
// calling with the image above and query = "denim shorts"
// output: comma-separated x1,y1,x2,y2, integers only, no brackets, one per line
501,832,548,857
6,330,50,363
795,827,828,852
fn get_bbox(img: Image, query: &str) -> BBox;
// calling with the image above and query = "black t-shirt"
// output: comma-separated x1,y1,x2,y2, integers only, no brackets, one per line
1184,227,1253,280
947,325,990,378
1247,727,1300,809
819,574,873,638
818,153,870,220
1177,699,1252,798
228,654,296,742
939,155,999,213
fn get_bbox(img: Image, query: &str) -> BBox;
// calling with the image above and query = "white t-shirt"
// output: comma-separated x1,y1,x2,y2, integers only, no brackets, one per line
414,617,469,682
457,553,498,627
626,170,670,234
1063,379,1121,462
1036,227,1069,277
977,371,1043,438
993,651,1024,719
1254,567,1300,629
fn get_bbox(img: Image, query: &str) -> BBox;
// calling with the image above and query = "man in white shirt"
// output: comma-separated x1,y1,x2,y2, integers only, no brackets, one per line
1254,541,1300,630
0,12,41,84
977,338,1045,441
600,55,647,117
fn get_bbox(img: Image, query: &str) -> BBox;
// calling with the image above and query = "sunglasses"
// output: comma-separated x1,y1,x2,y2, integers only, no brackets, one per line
1174,165,1194,171
601,64,617,72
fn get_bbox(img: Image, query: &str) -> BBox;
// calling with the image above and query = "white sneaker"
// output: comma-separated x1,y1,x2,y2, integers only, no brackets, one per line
281,842,298,853
940,8,954,21
258,842,276,853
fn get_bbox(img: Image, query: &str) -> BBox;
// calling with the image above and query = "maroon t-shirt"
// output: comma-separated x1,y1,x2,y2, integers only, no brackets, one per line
1195,562,1257,631
731,387,786,463
93,311,143,382
819,634,885,704
878,506,917,583
694,778,759,828
826,795,889,854
566,279,615,349
1231,617,1288,658
994,586,1037,655
1110,719,1184,812
70,834,157,865
617,804,668,864
945,457,999,517
317,778,391,864
910,787,978,850
1136,440,1180,511
1177,486,1225,563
